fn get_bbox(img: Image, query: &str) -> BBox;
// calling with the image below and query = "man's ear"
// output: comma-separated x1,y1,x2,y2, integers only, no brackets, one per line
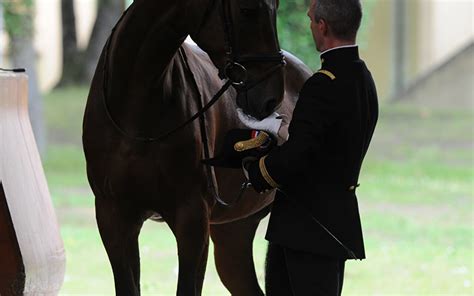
319,19,329,37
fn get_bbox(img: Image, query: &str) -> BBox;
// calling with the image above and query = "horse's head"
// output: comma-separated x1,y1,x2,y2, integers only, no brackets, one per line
191,0,284,120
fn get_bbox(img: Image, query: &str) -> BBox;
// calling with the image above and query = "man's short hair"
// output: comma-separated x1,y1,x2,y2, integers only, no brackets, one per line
313,0,362,41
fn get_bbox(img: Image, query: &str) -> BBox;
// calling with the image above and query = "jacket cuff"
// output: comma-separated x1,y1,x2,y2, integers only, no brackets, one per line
259,155,280,188
248,155,281,193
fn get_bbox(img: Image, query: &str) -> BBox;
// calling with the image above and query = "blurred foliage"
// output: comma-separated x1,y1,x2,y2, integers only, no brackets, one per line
277,0,376,70
277,0,317,68
357,0,377,51
2,0,34,38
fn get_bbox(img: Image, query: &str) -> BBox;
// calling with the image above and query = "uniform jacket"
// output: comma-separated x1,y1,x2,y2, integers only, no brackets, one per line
248,46,379,260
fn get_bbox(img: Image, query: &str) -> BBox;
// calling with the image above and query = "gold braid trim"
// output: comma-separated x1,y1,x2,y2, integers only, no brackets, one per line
317,69,336,80
259,155,280,188
234,132,270,152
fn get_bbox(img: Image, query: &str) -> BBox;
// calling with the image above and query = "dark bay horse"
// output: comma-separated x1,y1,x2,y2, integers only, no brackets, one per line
83,0,311,295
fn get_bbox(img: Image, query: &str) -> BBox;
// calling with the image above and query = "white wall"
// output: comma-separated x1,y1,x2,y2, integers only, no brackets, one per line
419,0,474,74
30,0,474,92
35,0,96,91
432,0,473,62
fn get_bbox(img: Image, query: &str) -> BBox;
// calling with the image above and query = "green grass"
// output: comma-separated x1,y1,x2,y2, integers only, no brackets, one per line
59,221,270,295
42,87,473,295
44,87,89,146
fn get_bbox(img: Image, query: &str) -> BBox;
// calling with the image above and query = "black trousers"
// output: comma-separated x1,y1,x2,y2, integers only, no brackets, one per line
265,242,346,296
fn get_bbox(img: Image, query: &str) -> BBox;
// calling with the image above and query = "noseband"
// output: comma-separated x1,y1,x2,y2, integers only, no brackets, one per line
219,0,286,88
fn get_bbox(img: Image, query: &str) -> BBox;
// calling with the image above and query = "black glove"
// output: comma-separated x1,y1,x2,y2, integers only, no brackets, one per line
246,158,275,194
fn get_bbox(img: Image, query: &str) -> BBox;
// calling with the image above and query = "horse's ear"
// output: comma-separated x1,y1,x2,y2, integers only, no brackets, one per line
276,0,279,9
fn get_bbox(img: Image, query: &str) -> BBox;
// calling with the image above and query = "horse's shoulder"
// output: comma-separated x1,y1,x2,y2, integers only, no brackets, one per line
282,50,312,79
182,42,213,66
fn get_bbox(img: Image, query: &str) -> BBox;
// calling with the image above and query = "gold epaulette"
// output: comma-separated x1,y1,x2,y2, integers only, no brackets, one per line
234,132,270,152
317,69,336,80
259,155,280,188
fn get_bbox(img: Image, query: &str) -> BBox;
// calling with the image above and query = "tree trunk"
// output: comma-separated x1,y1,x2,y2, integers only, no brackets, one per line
56,0,124,86
4,0,46,155
56,0,84,87
82,0,124,84
10,35,46,155
392,0,407,100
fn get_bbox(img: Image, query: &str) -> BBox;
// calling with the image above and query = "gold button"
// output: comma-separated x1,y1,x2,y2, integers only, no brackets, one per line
234,142,244,151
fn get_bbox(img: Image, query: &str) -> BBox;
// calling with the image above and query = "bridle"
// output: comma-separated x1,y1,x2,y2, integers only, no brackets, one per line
102,0,286,143
218,0,286,89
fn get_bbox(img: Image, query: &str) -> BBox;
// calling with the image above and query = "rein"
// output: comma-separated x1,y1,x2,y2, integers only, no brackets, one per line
100,1,285,207
101,6,233,142
101,0,285,143
102,52,233,142
178,47,234,207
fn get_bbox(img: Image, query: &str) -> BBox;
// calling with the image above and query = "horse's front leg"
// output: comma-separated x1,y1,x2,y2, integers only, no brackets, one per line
96,196,144,296
169,195,211,296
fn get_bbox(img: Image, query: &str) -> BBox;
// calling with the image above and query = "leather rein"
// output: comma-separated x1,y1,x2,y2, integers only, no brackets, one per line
101,0,286,143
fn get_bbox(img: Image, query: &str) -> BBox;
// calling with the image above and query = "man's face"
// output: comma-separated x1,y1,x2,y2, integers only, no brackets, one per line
307,0,322,52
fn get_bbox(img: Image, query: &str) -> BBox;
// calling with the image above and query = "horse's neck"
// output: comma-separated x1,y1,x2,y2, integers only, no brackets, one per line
105,1,202,135
108,2,186,92
107,0,212,89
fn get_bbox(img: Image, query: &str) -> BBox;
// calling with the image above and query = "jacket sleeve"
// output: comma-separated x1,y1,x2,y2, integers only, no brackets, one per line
248,74,347,191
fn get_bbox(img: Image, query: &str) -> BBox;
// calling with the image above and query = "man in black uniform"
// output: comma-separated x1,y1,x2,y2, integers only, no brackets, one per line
245,0,379,294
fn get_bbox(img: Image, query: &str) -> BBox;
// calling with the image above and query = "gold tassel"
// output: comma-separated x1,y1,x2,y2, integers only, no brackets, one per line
234,132,270,152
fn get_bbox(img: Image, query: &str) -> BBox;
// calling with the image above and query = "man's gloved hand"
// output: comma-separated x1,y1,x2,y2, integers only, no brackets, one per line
237,108,289,144
202,129,276,169
245,158,274,194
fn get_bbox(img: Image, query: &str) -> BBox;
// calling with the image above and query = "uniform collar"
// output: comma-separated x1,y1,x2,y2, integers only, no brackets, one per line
320,45,359,66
